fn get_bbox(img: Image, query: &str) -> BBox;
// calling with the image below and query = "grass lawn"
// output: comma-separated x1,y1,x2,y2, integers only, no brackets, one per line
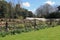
0,26,60,40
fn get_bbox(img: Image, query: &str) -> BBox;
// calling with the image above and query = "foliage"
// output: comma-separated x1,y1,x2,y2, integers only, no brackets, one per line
0,26,60,40
0,31,7,37
45,12,60,18
0,1,33,19
57,6,60,11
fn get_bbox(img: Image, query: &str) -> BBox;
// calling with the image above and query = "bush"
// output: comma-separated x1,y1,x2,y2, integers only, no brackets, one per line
0,31,7,37
15,29,21,34
17,24,25,28
10,30,16,35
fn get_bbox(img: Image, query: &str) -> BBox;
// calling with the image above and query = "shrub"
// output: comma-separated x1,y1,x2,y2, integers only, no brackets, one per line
0,31,7,37
10,30,16,35
17,24,25,28
15,29,21,34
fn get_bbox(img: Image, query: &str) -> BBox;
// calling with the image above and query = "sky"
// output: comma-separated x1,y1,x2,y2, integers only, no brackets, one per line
6,0,60,13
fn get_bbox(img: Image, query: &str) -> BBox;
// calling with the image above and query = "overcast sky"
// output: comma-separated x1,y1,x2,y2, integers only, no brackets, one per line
6,0,60,12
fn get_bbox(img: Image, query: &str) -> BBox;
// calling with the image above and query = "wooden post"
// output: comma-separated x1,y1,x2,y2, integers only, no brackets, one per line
5,21,8,32
33,14,37,30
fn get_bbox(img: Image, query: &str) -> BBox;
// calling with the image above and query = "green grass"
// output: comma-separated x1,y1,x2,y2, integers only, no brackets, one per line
0,26,60,40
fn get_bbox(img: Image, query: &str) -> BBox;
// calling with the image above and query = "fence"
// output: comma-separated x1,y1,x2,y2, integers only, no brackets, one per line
0,18,60,31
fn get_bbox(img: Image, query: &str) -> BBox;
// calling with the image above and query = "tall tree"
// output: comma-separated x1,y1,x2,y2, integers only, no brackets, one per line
57,6,60,11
